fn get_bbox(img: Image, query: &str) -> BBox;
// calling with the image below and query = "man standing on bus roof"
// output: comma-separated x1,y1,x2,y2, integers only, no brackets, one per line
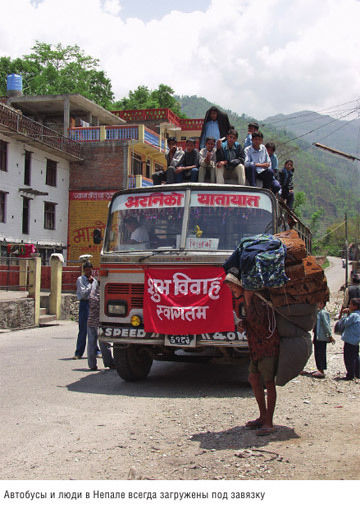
152,136,183,185
216,128,245,185
224,268,280,436
73,261,98,360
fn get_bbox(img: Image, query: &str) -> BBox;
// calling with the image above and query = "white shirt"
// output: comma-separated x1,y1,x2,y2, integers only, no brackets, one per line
131,225,149,243
244,144,271,174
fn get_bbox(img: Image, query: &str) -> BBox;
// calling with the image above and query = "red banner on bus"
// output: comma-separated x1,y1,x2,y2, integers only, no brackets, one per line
143,267,234,334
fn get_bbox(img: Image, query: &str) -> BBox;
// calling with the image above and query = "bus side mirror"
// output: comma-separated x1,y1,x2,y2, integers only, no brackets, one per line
93,228,102,245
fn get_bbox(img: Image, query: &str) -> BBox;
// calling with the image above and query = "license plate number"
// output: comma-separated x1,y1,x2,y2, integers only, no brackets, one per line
165,335,196,347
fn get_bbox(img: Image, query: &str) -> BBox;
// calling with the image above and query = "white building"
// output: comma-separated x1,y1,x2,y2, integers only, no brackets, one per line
0,101,82,263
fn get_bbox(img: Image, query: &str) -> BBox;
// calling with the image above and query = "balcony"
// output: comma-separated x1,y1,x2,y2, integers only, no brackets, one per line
68,124,166,153
111,108,204,132
0,102,82,161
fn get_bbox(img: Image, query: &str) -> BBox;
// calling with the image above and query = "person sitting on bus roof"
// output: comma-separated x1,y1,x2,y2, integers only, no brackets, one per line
198,136,217,183
244,131,280,192
215,128,245,185
265,142,281,195
199,106,231,149
166,138,199,183
152,136,183,185
244,122,259,149
278,160,295,208
123,216,149,244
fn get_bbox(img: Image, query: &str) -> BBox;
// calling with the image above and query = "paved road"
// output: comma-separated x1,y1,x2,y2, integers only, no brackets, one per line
0,255,358,487
325,256,346,294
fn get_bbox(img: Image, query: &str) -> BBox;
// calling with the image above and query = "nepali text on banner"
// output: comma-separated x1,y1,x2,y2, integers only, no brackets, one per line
143,267,234,334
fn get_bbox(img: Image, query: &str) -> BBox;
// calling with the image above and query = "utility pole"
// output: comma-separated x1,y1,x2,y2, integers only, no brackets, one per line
345,212,348,288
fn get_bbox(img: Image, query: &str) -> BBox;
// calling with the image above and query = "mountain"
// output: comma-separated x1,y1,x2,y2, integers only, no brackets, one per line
176,95,360,236
263,110,360,156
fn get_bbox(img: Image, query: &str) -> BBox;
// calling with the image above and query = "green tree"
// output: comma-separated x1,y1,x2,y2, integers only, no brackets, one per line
310,209,324,232
0,42,114,108
293,191,306,217
112,84,185,117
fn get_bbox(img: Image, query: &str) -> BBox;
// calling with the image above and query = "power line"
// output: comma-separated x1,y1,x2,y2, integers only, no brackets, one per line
263,98,360,127
276,107,358,150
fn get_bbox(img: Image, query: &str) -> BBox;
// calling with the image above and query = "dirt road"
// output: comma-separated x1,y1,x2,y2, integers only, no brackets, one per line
0,260,359,482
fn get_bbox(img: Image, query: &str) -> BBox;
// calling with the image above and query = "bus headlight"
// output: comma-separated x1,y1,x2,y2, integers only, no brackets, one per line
130,315,142,327
107,300,127,316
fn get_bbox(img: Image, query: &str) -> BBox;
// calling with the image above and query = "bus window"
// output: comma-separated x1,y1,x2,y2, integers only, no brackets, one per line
186,190,274,251
104,191,185,252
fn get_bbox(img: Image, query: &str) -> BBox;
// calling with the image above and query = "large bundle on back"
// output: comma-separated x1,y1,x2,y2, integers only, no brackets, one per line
271,230,329,385
224,230,330,386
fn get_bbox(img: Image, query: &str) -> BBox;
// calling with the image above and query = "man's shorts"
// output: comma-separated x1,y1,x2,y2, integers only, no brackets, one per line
249,355,278,384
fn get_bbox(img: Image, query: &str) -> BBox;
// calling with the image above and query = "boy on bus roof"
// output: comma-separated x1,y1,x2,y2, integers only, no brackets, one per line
198,136,217,183
215,128,245,185
244,131,280,192
167,138,199,183
244,121,260,149
152,136,183,186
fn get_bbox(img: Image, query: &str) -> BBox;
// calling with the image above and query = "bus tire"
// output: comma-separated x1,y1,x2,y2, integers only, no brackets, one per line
113,345,153,381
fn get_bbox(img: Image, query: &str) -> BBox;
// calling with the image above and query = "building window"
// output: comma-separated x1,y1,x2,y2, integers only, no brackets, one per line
146,159,151,179
22,197,30,234
0,140,7,172
0,192,6,223
46,159,57,186
24,151,31,185
44,202,56,230
131,152,143,176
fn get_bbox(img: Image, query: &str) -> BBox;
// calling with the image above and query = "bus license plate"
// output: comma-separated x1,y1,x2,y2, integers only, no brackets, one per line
165,335,196,347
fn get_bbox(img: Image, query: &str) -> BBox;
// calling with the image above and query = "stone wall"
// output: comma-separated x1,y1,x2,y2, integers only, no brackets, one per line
61,294,79,321
0,298,35,329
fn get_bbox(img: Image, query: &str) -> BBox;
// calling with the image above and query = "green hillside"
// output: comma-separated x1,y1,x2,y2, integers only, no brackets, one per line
176,95,360,235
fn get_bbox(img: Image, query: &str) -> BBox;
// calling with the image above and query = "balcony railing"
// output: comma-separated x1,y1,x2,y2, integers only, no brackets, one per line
0,102,81,159
179,118,203,130
111,108,204,132
68,125,166,152
112,108,182,127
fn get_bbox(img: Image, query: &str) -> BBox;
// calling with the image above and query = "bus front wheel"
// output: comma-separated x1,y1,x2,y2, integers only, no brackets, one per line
113,345,153,381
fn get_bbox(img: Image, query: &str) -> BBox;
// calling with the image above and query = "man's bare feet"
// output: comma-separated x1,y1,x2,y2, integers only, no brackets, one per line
245,419,264,429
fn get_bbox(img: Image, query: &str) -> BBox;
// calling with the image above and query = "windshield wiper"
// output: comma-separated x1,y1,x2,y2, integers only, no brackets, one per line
139,248,183,262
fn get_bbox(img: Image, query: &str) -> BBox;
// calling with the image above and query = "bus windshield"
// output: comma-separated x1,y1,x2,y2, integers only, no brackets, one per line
186,190,273,251
104,187,274,253
105,191,185,252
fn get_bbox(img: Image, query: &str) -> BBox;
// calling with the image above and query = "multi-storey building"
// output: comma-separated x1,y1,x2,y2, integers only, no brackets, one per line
1,86,204,269
0,100,82,263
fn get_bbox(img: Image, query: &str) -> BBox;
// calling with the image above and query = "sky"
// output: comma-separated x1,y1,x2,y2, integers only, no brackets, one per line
1,0,360,120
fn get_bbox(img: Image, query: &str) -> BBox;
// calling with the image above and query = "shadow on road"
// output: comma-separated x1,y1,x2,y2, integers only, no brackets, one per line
65,361,253,399
191,425,300,451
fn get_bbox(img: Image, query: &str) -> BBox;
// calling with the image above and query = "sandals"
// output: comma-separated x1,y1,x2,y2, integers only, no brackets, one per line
312,371,325,378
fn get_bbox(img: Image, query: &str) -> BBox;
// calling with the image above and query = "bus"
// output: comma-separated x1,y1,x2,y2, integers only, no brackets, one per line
97,183,311,381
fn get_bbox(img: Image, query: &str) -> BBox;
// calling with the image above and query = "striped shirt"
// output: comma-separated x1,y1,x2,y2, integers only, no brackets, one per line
87,283,100,328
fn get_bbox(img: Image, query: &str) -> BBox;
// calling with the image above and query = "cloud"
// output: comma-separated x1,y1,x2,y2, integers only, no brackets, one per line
1,0,359,119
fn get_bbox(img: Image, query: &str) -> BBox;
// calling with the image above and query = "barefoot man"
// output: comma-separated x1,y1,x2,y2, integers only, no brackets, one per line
224,268,280,436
